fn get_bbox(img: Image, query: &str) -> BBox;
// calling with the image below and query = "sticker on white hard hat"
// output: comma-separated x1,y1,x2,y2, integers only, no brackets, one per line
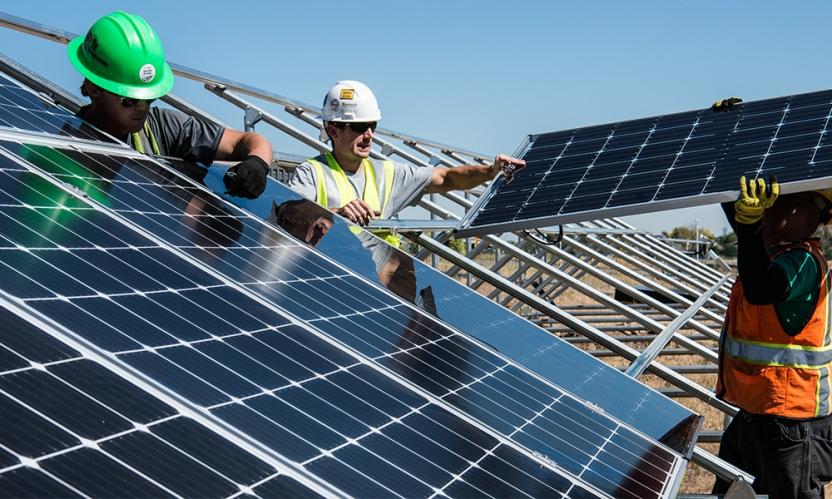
329,99,340,112
139,64,156,83
340,88,355,100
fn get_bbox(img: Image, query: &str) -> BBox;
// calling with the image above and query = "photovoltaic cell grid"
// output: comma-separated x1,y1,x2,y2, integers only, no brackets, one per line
210,167,701,456
462,89,832,235
0,144,614,498
0,304,322,497
0,138,684,498
0,73,114,144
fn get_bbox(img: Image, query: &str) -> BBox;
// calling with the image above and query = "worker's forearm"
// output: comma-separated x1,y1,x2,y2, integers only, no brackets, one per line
439,165,496,192
235,132,273,164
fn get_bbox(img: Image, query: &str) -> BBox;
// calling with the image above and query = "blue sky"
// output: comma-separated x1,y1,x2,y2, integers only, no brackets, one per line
2,1,831,234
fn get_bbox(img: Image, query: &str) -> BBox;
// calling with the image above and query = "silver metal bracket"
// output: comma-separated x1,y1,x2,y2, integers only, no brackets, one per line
381,143,395,156
724,476,756,498
244,107,263,132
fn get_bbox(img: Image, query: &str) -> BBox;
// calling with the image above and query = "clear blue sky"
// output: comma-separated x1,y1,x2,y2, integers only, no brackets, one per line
2,1,831,234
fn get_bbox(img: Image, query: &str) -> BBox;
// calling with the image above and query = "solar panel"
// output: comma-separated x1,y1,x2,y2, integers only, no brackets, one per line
206,164,702,457
458,89,832,235
0,301,325,497
0,73,115,144
0,138,688,498
0,141,627,498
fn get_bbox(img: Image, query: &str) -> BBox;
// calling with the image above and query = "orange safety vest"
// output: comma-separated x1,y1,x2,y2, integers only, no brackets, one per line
717,240,832,418
306,152,400,248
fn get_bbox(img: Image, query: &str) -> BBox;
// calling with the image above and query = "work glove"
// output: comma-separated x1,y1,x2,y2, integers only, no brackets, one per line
223,155,270,199
712,97,743,112
734,175,778,225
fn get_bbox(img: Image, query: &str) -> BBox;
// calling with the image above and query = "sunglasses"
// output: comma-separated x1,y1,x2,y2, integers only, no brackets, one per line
118,96,156,109
333,122,377,134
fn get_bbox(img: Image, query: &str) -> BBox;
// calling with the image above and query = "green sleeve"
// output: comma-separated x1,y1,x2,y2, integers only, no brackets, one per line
774,250,820,299
772,249,821,335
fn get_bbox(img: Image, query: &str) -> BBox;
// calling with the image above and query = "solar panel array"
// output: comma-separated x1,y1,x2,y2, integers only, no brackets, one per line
0,302,323,497
207,165,702,456
0,69,689,497
460,89,832,235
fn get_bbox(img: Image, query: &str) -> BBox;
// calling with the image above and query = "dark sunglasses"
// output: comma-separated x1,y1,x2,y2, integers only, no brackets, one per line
118,96,156,109
334,121,377,134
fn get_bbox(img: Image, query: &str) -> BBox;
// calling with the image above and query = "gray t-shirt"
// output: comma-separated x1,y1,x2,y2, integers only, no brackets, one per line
78,106,224,163
288,154,433,218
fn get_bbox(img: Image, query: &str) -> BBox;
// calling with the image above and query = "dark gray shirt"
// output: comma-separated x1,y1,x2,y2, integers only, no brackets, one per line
78,106,224,163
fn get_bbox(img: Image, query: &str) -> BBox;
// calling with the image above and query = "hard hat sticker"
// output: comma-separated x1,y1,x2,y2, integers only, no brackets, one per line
329,99,340,112
139,64,156,83
339,89,355,100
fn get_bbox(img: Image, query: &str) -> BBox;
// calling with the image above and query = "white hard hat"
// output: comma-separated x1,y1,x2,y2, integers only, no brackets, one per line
321,80,381,123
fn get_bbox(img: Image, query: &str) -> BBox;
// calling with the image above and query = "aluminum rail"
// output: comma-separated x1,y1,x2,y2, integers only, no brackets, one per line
610,218,729,283
556,234,727,322
585,220,727,292
518,235,723,349
573,231,729,315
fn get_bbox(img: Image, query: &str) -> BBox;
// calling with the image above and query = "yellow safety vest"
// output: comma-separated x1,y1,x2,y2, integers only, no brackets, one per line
130,121,161,155
306,153,400,248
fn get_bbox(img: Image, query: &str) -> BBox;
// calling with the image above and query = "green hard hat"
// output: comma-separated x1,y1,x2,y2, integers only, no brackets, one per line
67,11,174,100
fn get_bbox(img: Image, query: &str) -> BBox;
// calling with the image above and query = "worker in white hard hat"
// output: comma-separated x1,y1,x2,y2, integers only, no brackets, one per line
288,80,525,248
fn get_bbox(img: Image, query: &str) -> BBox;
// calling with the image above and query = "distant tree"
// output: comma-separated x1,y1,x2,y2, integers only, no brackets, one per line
445,237,466,255
661,224,715,258
662,225,715,241
714,232,738,258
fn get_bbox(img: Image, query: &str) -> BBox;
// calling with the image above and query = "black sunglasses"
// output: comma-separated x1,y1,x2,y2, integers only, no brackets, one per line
118,96,156,109
334,122,377,134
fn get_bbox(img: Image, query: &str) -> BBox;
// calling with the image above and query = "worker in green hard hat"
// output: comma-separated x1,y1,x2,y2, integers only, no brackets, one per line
67,11,273,199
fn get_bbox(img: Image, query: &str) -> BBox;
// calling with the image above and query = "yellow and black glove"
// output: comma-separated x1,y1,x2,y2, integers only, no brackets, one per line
712,97,743,112
734,175,779,225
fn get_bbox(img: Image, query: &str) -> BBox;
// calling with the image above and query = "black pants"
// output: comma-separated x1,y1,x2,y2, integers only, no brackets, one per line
712,411,832,498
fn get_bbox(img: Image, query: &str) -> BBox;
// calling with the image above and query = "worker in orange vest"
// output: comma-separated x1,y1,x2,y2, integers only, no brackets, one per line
713,175,832,497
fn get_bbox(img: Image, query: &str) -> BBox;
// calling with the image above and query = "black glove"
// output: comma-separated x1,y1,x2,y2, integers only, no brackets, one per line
223,155,270,199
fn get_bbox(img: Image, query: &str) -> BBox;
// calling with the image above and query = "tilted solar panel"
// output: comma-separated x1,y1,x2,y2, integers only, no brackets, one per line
0,302,325,497
209,166,702,457
459,89,832,235
0,141,619,497
0,137,688,498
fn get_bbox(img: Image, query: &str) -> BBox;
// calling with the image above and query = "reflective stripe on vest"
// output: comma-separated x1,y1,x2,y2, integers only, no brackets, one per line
130,121,161,155
719,240,832,417
723,335,832,368
307,153,400,247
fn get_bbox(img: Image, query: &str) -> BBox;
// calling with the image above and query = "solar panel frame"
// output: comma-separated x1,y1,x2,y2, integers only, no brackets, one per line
457,89,832,236
0,133,688,499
